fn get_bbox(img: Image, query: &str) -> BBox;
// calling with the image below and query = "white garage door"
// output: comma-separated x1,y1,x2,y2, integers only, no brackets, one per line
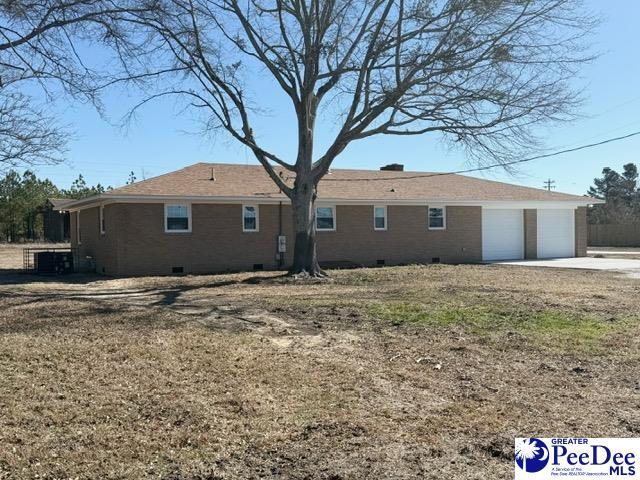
482,209,524,261
537,209,575,259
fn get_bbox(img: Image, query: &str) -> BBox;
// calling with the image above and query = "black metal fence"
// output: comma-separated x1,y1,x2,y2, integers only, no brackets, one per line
23,247,78,274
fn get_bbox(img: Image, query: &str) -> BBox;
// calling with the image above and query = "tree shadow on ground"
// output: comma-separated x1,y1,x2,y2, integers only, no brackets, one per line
0,270,105,285
0,277,249,305
0,269,291,287
0,273,314,337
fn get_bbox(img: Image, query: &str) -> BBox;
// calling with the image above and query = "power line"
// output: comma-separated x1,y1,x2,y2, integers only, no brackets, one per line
552,119,640,152
323,130,640,182
588,95,640,119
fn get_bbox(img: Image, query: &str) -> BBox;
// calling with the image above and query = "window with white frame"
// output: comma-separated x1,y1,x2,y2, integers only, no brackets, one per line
100,205,106,234
316,206,335,231
242,205,259,232
165,204,191,232
374,206,387,230
428,207,446,230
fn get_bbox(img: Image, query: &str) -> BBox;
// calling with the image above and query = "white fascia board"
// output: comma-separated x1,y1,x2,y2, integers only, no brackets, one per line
65,194,600,210
479,201,593,209
67,195,287,210
65,197,107,212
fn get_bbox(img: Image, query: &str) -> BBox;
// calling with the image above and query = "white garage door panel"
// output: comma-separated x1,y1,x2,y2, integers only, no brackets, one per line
482,209,524,261
537,209,575,259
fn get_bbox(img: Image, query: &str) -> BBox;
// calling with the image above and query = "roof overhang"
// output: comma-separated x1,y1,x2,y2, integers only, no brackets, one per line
64,193,603,211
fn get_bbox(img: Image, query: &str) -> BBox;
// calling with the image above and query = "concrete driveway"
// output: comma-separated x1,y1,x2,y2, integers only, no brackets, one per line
491,257,640,278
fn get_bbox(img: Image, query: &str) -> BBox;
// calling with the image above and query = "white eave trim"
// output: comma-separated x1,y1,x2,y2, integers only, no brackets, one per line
64,194,602,211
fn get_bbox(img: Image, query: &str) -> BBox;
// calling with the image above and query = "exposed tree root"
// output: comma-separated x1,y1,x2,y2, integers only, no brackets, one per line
287,267,331,281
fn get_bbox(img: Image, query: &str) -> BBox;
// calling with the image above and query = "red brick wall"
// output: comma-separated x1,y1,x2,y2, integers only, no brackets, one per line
74,203,482,275
113,203,291,276
71,206,120,274
524,209,537,259
71,202,590,275
575,206,588,257
316,205,481,266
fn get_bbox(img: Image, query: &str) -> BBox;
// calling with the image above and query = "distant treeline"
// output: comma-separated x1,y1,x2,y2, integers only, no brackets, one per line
0,170,135,242
587,163,640,224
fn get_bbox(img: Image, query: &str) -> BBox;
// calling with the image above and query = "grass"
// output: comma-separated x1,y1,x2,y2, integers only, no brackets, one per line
0,263,639,478
367,302,627,352
368,302,493,326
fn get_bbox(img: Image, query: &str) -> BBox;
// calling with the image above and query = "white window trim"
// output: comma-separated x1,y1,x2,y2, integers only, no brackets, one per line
164,203,192,233
316,205,336,232
100,205,106,235
242,204,259,232
76,211,82,244
428,206,446,230
373,205,387,231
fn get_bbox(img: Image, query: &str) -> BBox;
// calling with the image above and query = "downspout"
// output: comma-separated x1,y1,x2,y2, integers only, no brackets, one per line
278,200,283,269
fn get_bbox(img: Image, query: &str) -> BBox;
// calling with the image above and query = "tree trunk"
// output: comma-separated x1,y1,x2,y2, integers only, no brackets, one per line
288,91,326,277
289,179,325,277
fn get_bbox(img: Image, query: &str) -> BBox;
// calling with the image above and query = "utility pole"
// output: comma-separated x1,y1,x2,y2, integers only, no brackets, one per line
543,178,556,191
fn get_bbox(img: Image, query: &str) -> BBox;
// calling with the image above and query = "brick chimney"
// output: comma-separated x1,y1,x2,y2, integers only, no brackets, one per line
380,163,404,171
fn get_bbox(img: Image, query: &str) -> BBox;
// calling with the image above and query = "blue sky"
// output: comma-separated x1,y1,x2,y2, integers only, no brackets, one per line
32,0,640,195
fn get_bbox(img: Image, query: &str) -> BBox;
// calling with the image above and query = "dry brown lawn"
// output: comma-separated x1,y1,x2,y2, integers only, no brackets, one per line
0,263,639,479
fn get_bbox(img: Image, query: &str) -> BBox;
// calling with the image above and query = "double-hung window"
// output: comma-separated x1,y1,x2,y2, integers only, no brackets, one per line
374,206,387,231
242,205,259,232
428,207,446,230
316,206,335,231
165,204,191,232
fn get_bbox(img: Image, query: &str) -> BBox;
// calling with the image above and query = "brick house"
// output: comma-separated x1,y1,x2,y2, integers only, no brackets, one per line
62,163,599,276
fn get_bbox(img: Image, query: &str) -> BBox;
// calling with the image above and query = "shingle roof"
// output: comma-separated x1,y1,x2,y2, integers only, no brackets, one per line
100,162,593,203
48,198,74,209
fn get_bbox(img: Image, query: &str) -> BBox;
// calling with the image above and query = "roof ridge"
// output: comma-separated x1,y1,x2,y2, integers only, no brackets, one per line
106,163,203,195
196,162,438,174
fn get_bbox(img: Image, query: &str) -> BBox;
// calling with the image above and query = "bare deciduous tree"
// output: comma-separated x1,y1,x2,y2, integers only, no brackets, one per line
122,0,595,276
0,93,66,170
0,0,152,169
